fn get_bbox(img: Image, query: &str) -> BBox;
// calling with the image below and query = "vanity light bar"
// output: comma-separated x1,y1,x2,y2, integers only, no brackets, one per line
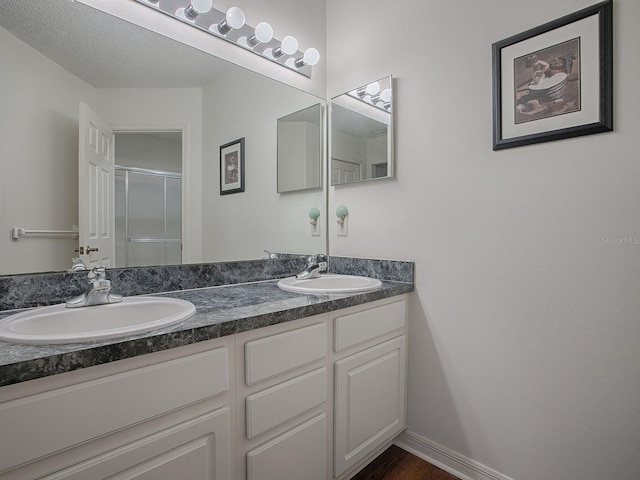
347,82,392,112
134,0,319,78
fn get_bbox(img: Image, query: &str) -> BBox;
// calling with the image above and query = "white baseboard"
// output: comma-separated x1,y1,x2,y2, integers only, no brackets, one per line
394,431,515,480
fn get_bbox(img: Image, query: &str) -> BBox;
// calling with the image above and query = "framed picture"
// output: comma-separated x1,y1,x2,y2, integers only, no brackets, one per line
492,0,612,150
220,137,245,195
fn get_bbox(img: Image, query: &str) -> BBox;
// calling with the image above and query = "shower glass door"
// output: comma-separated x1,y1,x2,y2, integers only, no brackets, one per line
115,167,182,267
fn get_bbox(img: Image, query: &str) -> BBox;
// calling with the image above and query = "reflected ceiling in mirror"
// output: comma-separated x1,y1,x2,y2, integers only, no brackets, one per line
0,0,326,276
330,75,394,186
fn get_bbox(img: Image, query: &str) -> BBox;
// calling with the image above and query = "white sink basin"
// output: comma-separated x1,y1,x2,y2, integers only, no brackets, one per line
0,296,196,344
277,274,382,295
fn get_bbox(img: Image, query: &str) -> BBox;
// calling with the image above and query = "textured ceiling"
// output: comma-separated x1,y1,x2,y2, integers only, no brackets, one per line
0,0,229,88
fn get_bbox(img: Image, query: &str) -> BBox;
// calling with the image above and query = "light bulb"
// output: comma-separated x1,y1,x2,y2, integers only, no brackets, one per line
380,89,391,103
217,6,245,35
365,82,380,96
273,35,298,57
226,7,245,29
294,47,320,68
304,47,321,66
184,0,212,19
248,22,273,46
255,22,274,43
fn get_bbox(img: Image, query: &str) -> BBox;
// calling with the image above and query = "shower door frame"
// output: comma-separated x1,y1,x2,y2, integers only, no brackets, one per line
112,126,189,266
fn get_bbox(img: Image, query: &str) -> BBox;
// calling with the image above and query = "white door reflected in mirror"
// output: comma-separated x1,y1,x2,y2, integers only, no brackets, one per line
79,102,115,269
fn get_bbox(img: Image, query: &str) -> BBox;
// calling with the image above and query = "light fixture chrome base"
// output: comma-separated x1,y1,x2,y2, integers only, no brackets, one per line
134,0,314,78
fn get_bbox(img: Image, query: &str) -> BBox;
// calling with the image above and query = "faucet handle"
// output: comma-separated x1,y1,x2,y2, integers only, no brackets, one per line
70,257,87,272
87,265,107,282
307,253,327,265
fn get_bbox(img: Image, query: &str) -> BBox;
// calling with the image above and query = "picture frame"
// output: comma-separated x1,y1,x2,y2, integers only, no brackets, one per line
492,0,612,150
220,137,245,195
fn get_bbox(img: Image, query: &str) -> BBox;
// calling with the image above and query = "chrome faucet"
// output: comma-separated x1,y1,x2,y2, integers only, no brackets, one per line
296,254,328,280
66,266,123,308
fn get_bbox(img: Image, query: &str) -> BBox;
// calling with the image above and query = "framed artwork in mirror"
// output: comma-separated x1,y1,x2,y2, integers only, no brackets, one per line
220,137,245,195
492,0,612,150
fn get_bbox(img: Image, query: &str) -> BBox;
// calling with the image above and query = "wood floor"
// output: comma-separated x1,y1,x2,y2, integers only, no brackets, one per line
352,445,460,480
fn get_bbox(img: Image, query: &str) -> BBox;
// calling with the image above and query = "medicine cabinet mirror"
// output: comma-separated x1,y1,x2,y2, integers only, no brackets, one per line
277,103,323,193
330,75,394,186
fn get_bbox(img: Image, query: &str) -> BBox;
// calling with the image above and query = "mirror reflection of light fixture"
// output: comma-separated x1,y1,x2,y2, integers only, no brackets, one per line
346,78,392,112
294,48,320,68
380,89,392,110
247,21,273,46
365,82,380,96
273,35,298,58
180,0,212,20
216,6,245,35
135,0,319,77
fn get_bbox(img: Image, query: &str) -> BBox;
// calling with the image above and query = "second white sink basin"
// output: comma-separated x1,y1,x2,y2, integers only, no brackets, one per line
0,296,196,344
277,274,382,295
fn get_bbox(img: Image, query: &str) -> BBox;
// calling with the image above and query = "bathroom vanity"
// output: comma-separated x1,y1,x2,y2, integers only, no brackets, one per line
0,259,413,480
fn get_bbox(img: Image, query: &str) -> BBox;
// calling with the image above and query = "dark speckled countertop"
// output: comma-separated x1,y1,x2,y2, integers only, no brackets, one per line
0,278,413,387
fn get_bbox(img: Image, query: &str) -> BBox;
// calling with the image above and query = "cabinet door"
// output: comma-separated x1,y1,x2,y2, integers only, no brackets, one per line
43,407,232,480
334,336,406,476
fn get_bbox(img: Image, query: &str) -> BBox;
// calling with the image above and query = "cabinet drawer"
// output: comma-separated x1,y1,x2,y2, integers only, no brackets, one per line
245,323,326,385
246,367,326,439
334,298,406,352
246,413,327,480
0,347,229,472
40,407,231,480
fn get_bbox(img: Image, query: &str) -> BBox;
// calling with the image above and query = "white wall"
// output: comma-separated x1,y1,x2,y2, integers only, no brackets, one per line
96,88,204,264
0,27,96,275
326,1,640,479
332,129,366,165
278,122,308,192
201,68,325,261
115,133,182,172
278,121,321,192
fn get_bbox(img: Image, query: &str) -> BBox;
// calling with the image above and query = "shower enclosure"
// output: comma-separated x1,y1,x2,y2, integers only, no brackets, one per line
114,132,182,268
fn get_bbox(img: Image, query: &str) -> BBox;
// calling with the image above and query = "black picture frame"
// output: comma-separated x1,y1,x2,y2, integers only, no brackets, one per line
220,137,245,195
492,0,613,150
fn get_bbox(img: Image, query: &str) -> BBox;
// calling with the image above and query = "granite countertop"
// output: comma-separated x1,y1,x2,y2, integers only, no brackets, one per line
0,278,413,387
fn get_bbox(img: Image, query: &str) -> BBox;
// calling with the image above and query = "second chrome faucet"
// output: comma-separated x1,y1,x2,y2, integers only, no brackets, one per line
296,254,328,280
66,266,123,308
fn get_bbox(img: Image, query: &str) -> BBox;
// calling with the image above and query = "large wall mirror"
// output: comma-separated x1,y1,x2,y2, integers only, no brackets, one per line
0,0,326,276
330,75,393,186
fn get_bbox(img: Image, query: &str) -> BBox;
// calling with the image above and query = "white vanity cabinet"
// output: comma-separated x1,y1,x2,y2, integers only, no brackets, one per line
0,293,409,480
331,296,408,478
234,295,408,480
235,316,331,480
0,337,235,480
